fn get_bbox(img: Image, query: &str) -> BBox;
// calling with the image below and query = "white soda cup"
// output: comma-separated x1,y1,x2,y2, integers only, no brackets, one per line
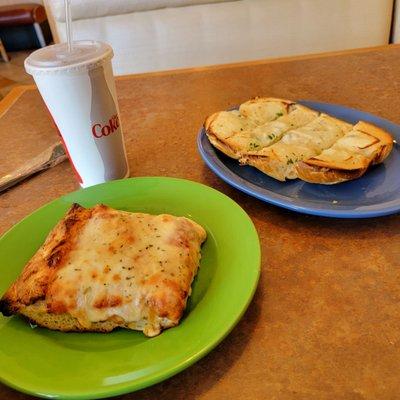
25,40,129,188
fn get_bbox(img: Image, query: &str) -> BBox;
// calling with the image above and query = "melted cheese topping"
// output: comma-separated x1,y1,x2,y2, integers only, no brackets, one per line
250,105,319,147
242,114,353,180
208,110,254,140
239,99,289,125
206,98,393,183
46,208,206,336
261,114,352,162
208,102,319,154
306,127,384,170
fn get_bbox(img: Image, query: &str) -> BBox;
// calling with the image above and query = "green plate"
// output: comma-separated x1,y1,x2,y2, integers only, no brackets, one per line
0,177,260,399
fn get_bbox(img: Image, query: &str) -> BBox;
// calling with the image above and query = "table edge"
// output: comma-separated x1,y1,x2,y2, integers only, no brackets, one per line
0,85,36,118
3,44,397,108
117,44,399,79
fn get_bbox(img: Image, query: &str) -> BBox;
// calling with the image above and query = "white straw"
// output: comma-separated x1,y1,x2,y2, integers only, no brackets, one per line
65,0,72,52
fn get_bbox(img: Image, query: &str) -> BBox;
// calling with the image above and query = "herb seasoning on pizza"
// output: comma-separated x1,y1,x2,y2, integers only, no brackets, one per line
0,204,207,337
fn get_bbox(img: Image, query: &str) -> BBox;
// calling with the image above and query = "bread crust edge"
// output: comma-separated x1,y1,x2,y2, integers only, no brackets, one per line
296,161,368,184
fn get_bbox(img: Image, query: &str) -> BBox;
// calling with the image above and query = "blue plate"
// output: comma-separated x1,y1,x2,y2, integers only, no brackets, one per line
197,101,400,218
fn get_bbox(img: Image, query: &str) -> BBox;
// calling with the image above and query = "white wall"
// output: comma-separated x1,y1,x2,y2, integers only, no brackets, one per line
43,0,395,75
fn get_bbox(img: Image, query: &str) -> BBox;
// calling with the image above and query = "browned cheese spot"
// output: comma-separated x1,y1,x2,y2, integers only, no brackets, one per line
93,295,122,309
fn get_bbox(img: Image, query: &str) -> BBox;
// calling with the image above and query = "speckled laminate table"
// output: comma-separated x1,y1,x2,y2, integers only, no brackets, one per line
1,46,400,400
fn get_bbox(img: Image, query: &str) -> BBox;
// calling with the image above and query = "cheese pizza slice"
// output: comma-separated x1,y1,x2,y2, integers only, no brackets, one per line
0,204,207,337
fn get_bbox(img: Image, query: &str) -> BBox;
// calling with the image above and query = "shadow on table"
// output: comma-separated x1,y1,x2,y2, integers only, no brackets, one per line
117,285,263,400
0,286,262,400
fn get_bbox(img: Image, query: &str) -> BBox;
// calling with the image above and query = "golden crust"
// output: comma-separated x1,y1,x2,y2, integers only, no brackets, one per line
19,301,176,336
241,97,295,106
205,113,241,159
302,158,369,170
356,121,393,145
0,203,91,315
356,121,393,164
0,204,207,337
204,111,219,132
297,121,393,184
207,134,242,159
295,162,367,184
241,153,289,181
304,121,392,170
373,142,393,165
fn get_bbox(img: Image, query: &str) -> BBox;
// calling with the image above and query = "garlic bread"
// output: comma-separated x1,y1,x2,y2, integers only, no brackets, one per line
296,121,393,184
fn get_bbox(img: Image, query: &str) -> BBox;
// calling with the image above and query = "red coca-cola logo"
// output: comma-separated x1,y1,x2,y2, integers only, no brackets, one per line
92,114,120,138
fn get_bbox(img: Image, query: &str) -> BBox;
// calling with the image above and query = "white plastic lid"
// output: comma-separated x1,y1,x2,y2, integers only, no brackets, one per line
25,40,113,75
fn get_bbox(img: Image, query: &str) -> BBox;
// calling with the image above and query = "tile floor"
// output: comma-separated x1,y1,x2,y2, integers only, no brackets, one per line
0,50,34,99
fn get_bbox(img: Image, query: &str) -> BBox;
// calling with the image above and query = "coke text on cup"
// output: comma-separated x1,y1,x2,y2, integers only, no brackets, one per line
92,114,120,138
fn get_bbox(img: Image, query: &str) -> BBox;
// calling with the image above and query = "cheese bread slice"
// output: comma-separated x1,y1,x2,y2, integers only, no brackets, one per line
240,114,353,181
205,97,319,159
0,204,207,337
205,109,256,159
238,97,293,124
296,121,393,184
